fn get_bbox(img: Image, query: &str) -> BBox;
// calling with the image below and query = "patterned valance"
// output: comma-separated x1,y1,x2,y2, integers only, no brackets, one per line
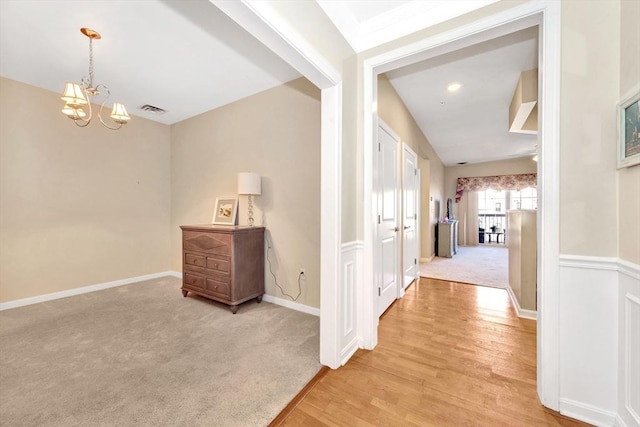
455,173,537,202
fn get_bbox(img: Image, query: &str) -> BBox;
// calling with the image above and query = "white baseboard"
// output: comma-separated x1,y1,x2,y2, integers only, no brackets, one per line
560,398,617,427
420,254,435,263
168,270,182,279
261,294,320,317
0,271,178,311
340,336,359,366
505,285,537,320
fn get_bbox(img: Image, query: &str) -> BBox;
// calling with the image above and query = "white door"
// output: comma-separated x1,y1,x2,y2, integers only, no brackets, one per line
402,144,419,289
376,121,400,317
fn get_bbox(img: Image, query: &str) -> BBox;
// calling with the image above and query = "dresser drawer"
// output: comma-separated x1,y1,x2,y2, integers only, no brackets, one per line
206,257,230,274
183,231,231,256
206,277,230,298
184,253,205,268
183,272,205,289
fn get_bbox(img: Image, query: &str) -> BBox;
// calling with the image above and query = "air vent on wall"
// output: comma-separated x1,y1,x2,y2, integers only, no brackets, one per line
139,104,167,115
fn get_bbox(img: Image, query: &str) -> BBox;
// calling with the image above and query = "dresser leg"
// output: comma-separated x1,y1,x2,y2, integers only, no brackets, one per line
181,289,188,297
230,305,239,314
257,295,263,303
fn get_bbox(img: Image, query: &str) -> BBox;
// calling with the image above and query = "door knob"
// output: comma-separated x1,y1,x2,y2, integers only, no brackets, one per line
404,226,410,230
392,227,399,232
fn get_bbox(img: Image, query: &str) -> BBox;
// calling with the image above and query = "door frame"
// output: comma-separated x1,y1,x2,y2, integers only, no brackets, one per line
361,1,561,409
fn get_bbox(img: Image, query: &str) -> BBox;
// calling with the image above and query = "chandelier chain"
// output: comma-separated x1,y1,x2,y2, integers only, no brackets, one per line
88,37,94,87
87,37,94,89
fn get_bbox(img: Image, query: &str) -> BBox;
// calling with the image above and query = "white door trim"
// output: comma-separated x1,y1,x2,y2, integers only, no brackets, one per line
362,1,561,409
210,0,344,369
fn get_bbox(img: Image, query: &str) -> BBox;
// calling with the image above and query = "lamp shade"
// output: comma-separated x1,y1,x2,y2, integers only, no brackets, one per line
237,172,261,195
61,82,88,106
110,103,131,124
62,103,87,120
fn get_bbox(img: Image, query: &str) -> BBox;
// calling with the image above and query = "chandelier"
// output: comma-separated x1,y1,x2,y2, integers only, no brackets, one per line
60,28,131,130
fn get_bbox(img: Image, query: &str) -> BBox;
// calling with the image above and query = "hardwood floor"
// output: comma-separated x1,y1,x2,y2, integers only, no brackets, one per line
276,278,589,426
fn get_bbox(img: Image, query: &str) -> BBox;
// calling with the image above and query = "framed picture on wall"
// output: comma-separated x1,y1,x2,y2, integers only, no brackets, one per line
618,88,640,168
212,197,238,225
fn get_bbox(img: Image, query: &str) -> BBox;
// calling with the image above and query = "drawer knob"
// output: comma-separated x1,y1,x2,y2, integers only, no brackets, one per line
215,263,219,268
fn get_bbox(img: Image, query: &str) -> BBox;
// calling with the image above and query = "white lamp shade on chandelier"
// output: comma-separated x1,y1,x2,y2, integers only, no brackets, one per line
61,82,88,106
237,172,262,196
110,103,131,123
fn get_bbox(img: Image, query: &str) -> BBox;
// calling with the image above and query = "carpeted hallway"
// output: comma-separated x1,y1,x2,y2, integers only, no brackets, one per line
0,276,321,427
419,245,508,288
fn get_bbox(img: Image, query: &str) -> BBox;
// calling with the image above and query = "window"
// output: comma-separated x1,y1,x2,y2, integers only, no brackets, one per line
478,189,505,232
509,187,537,210
477,187,537,242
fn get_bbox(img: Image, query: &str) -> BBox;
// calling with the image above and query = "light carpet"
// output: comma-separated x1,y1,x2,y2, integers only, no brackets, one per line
420,245,508,289
0,276,320,427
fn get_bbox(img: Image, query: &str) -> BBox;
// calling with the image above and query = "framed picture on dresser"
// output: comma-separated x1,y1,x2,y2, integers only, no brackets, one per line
618,88,640,168
212,197,238,225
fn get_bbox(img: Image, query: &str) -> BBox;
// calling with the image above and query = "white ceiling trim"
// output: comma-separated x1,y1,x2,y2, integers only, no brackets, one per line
317,0,499,53
315,1,361,51
212,0,341,89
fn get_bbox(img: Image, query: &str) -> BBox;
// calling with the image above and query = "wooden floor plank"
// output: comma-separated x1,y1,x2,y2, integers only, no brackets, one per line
277,278,590,426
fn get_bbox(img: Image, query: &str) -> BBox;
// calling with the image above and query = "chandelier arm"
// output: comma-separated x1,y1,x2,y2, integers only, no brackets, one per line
72,85,93,127
96,85,123,131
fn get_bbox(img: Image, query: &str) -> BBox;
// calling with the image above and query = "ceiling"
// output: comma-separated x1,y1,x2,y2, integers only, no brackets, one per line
385,26,539,166
317,0,498,53
0,0,300,125
1,0,537,165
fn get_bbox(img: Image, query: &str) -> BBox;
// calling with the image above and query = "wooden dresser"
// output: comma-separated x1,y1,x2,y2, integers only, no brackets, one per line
180,225,265,314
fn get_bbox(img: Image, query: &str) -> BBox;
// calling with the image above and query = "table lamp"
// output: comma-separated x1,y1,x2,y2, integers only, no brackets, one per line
237,172,261,226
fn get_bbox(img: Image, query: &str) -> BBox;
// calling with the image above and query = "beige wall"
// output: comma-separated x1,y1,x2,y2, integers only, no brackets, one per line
170,78,321,308
618,0,640,264
560,0,620,257
0,77,171,302
377,74,445,259
341,54,361,243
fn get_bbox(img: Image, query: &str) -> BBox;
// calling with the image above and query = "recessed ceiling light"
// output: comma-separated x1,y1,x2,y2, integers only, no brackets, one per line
447,82,462,92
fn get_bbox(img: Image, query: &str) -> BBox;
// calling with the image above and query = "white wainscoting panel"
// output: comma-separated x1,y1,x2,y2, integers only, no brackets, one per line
341,241,363,365
559,255,618,426
619,260,640,427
